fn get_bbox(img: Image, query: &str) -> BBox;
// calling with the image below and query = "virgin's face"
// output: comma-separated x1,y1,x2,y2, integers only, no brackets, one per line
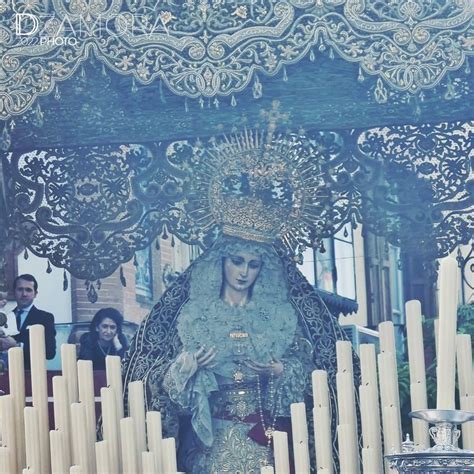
97,317,118,343
223,251,263,294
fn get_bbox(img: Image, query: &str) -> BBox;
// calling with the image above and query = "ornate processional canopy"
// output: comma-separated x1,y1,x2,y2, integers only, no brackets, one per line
0,0,473,120
1,118,472,283
0,1,472,291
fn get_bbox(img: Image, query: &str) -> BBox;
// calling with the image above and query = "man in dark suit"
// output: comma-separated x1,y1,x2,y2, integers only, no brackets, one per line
0,274,56,368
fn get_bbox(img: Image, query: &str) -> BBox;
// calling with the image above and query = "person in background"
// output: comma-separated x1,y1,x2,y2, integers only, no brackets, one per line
78,307,128,370
0,274,56,368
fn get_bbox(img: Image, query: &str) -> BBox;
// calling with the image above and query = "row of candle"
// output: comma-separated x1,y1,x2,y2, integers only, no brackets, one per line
0,257,472,473
269,258,472,473
1,326,472,474
0,336,179,473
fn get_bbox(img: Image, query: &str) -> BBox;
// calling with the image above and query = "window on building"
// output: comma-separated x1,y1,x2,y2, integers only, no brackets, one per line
135,247,154,302
299,247,316,286
333,228,356,300
315,238,335,293
298,227,356,300
389,244,404,324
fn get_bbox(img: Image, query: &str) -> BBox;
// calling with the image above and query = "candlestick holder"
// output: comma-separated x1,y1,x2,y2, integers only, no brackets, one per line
386,409,474,473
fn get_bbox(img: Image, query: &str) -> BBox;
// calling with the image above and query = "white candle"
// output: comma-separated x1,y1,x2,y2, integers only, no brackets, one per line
377,353,402,455
377,353,393,406
382,406,401,454
311,370,332,471
272,430,290,474
50,430,68,474
146,411,164,474
361,447,382,474
336,341,353,374
101,387,120,474
120,417,139,474
61,344,79,404
312,407,333,473
358,385,373,447
77,360,96,473
52,376,72,467
434,319,439,359
410,382,429,450
457,334,473,450
436,257,459,409
335,373,358,439
29,324,50,474
0,446,13,474
405,300,429,449
142,451,156,473
128,380,147,469
95,440,111,473
8,346,26,470
460,395,474,450
24,406,41,473
290,402,311,474
70,466,82,473
106,355,123,471
337,424,358,474
359,344,378,388
379,321,396,354
359,344,384,468
377,351,401,424
358,386,383,471
0,394,17,473
71,403,89,472
106,355,124,420
312,370,330,407
378,323,402,431
161,438,178,474
261,466,274,473
406,301,426,383
456,334,473,397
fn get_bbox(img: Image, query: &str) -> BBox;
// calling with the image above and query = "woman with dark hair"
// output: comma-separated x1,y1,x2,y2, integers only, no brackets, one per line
78,307,128,370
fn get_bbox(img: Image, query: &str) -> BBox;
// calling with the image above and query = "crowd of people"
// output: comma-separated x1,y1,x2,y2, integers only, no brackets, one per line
0,274,128,370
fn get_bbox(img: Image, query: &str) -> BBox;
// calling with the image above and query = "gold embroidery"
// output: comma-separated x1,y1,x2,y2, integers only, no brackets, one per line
229,331,249,339
208,424,270,473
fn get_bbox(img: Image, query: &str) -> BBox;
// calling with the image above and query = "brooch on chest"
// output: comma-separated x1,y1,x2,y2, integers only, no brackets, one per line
229,331,249,339
229,330,249,382
229,329,249,357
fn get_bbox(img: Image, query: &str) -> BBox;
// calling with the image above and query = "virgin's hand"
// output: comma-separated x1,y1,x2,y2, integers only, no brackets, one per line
244,359,283,377
195,346,217,368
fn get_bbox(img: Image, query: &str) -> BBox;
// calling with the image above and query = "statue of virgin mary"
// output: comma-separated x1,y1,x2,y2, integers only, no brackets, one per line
121,130,360,472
